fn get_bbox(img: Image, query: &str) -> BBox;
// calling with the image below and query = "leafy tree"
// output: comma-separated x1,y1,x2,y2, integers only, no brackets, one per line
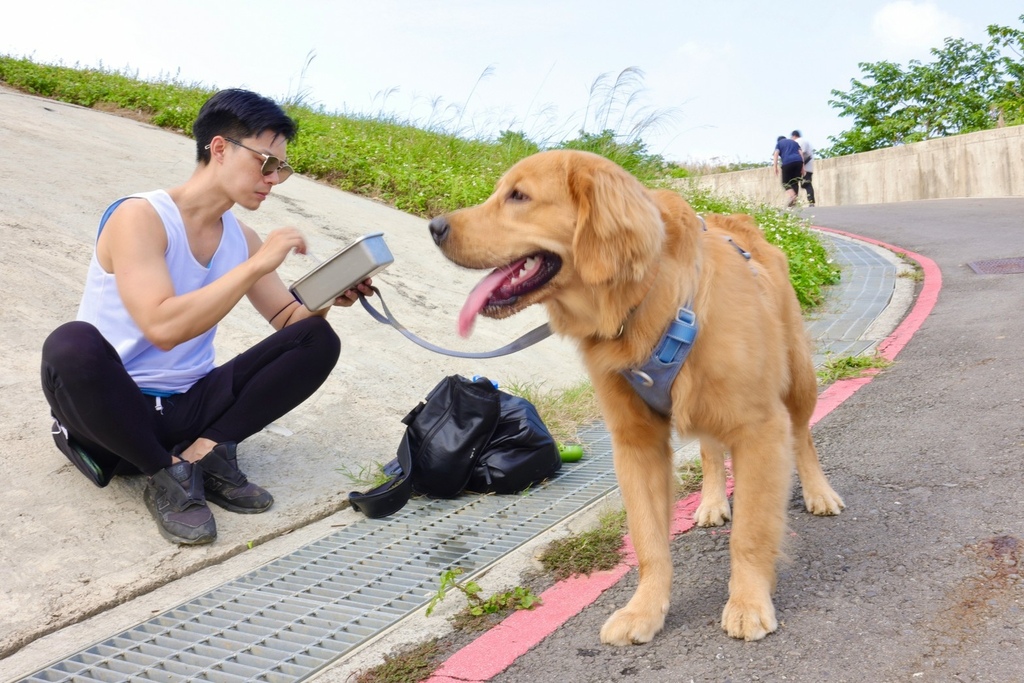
988,18,1024,126
825,15,1024,155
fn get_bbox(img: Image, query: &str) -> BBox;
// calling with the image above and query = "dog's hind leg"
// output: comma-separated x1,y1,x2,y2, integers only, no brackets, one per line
720,414,794,641
694,437,731,527
794,428,845,515
788,355,845,515
599,408,675,646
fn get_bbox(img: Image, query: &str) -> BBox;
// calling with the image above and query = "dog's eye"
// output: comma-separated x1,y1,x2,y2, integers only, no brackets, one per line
508,188,530,202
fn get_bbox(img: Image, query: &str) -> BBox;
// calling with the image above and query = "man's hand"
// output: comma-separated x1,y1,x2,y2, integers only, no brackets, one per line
251,227,307,276
332,279,374,308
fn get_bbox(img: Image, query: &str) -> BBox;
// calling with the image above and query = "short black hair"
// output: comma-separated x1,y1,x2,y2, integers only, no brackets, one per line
193,89,298,163
791,130,801,137
777,136,786,142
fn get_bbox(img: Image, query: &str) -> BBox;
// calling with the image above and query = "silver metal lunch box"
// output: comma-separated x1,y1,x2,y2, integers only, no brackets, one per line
289,232,394,310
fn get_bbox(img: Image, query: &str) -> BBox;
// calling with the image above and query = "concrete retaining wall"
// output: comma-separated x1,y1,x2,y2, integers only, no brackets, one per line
690,124,1024,207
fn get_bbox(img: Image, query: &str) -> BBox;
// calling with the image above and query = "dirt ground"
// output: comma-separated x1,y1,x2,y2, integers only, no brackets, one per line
0,86,588,657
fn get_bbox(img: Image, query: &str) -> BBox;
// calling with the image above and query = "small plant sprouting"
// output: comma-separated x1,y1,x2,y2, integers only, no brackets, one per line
539,509,627,580
676,458,704,497
351,638,443,683
895,252,925,282
425,568,542,625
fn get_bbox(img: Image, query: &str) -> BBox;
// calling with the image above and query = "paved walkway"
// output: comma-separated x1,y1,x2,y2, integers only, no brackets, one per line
5,231,908,683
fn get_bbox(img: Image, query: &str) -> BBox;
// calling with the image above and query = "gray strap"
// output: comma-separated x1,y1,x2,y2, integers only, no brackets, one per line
359,287,552,359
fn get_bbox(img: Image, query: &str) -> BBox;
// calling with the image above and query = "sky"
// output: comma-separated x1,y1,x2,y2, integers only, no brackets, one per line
3,0,1021,165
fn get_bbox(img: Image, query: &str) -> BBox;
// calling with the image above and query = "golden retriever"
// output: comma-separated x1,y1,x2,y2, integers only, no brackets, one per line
428,150,844,644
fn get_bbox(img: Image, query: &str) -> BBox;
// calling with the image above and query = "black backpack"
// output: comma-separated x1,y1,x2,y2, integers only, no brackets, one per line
348,375,562,518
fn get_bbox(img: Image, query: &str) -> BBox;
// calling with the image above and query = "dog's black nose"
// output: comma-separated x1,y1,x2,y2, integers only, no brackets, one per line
428,216,450,246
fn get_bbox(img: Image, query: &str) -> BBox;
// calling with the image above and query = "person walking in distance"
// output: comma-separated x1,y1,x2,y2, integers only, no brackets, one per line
792,130,816,207
773,135,804,208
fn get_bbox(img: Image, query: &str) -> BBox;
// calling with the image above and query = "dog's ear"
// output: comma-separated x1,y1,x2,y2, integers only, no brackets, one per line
568,161,664,285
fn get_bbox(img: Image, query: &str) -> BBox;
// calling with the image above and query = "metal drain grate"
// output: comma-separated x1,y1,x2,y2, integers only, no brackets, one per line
967,257,1024,275
20,426,620,683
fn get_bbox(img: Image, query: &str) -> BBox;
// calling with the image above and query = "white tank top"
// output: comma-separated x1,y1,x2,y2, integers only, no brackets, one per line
77,190,249,394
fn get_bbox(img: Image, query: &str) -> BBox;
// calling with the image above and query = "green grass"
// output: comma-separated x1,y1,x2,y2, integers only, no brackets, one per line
676,458,704,497
671,182,841,309
338,460,392,490
351,639,443,683
539,508,627,580
0,55,839,310
895,252,925,282
817,353,893,384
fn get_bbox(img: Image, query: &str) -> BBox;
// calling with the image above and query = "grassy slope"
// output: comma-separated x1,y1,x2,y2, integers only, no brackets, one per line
0,56,840,308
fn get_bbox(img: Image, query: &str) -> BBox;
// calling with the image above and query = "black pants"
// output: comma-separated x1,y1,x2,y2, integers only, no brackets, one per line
802,171,816,205
40,317,341,477
780,161,803,193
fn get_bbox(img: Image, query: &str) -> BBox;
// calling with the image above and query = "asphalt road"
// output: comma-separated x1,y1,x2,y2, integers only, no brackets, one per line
485,199,1024,683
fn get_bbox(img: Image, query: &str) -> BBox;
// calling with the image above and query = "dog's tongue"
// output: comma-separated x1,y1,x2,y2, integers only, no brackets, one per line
458,265,517,338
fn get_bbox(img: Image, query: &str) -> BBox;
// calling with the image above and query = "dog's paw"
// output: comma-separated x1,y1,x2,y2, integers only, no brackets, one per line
803,487,846,516
721,595,778,641
600,607,666,646
694,497,732,527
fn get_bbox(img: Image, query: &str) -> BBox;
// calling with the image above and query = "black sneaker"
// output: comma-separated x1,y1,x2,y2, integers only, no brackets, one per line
143,461,217,544
51,418,115,487
200,442,274,514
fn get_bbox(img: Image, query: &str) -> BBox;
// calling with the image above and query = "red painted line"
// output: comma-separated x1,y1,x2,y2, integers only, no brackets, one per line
811,375,874,426
427,489,729,682
427,565,631,683
808,226,942,427
426,228,941,682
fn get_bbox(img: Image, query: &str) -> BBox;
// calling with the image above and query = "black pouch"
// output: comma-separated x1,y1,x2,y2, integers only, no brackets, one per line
348,375,560,518
51,417,117,488
349,375,500,517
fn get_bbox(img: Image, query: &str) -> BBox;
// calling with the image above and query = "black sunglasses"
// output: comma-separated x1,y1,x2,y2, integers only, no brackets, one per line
221,137,294,182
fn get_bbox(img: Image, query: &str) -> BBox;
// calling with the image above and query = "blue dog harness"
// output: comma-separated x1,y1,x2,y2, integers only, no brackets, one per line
620,216,753,416
621,306,699,416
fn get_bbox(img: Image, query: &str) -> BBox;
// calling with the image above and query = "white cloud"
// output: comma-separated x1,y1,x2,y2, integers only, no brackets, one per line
871,1,966,59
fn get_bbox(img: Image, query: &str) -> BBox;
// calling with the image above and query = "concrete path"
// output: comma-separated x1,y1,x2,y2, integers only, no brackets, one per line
0,85,586,665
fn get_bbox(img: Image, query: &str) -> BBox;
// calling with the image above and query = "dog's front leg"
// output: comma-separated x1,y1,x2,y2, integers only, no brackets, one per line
720,415,794,641
598,398,675,646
